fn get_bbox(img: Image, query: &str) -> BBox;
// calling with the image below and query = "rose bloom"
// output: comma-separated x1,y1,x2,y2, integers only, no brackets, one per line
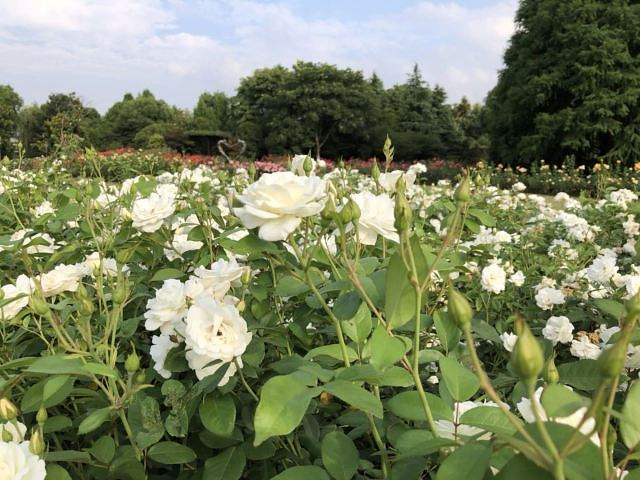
131,192,176,233
38,263,88,297
0,275,34,319
500,332,518,352
184,296,252,384
481,263,506,294
150,333,180,379
193,257,247,300
377,170,416,192
0,440,46,480
234,172,327,241
542,316,574,345
144,279,187,334
535,287,565,310
348,191,399,245
509,271,526,287
570,334,601,360
290,154,316,175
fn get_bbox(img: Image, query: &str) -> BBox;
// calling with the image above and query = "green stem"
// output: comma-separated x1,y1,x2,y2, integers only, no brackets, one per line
527,380,564,479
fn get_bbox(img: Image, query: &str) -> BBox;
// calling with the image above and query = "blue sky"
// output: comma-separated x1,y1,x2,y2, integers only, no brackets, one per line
0,0,518,112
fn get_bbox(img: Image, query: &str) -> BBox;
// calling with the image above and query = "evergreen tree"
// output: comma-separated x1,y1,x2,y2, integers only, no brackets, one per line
0,85,22,157
487,0,640,167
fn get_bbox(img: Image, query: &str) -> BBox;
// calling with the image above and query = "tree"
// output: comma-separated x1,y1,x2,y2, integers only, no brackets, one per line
385,64,462,161
192,92,232,134
487,0,640,167
102,90,174,148
0,85,23,157
235,62,377,159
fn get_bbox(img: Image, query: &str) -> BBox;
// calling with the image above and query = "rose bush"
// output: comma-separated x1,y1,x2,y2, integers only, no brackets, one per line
2,145,640,479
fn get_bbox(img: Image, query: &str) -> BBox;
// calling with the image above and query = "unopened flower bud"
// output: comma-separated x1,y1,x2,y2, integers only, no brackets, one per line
29,429,45,456
598,340,626,379
371,159,380,182
395,175,407,196
511,316,544,381
0,289,4,301
78,298,95,317
76,283,89,301
2,429,13,442
349,199,361,224
115,249,131,264
339,199,358,225
454,175,471,203
125,350,140,374
543,355,560,384
394,195,412,232
249,161,257,181
447,286,473,331
241,269,251,285
112,281,127,305
29,296,50,317
36,405,48,426
0,399,18,420
338,159,345,170
237,300,246,312
303,156,313,176
135,370,146,384
321,194,337,221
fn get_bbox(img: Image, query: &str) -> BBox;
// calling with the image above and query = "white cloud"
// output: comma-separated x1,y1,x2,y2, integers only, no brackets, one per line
0,0,517,111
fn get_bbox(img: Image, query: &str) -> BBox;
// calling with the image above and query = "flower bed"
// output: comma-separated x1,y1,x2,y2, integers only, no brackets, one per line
1,153,640,479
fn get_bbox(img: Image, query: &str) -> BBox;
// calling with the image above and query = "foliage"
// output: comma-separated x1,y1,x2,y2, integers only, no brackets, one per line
0,84,23,157
487,0,640,167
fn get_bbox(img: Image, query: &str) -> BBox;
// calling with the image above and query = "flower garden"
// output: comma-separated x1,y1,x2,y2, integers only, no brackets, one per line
2,149,640,479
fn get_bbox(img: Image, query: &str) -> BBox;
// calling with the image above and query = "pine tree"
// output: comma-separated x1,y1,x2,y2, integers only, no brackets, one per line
487,0,640,167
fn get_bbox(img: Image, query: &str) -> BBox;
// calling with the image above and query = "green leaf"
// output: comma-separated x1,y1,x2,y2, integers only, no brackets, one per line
254,374,322,445
150,268,185,282
387,391,452,422
275,275,310,296
45,450,92,463
468,208,496,227
540,384,589,417
558,360,602,391
435,442,491,480
128,396,164,449
200,394,236,438
148,441,196,464
203,446,246,480
592,299,626,322
21,376,75,412
323,380,383,418
459,406,519,436
493,454,550,479
433,311,460,353
271,466,330,480
621,381,640,449
88,436,116,464
321,431,359,480
369,325,405,370
305,344,359,362
439,357,479,401
43,375,70,402
341,302,372,344
78,407,111,435
46,464,72,480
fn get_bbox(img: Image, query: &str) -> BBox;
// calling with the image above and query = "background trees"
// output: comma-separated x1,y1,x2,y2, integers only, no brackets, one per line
0,85,22,158
487,0,640,167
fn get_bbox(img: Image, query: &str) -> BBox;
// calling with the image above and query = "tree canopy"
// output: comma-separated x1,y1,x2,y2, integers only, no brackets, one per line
487,0,640,167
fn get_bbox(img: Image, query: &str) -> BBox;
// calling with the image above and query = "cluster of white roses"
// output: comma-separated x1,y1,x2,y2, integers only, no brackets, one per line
144,257,252,385
0,419,46,480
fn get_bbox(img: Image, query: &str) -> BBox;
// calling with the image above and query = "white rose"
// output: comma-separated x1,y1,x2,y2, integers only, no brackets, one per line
291,154,315,175
587,255,618,284
535,287,566,310
150,333,180,379
1,275,34,319
435,401,501,440
131,192,176,233
0,441,46,480
517,386,599,445
481,264,506,294
500,332,518,352
144,279,187,334
542,316,574,345
184,296,252,383
349,191,399,245
377,170,416,192
192,258,247,300
84,252,127,277
570,335,601,360
164,234,203,261
234,172,327,241
32,201,55,218
38,263,88,297
11,230,57,255
509,271,526,287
